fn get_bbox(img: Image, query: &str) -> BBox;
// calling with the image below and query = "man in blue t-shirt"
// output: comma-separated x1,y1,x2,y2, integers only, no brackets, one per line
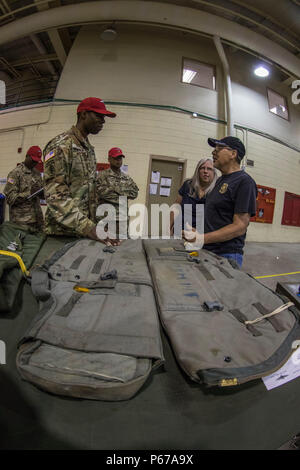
184,136,257,268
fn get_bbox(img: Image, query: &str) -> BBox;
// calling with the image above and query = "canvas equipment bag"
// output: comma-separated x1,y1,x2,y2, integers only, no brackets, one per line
0,222,45,313
143,239,300,387
16,239,164,401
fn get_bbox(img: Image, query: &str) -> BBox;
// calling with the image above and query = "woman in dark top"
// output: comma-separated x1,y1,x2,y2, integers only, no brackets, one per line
170,158,217,235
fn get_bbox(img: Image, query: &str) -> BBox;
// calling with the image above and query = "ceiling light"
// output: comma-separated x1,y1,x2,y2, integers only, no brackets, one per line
254,66,269,78
183,69,197,83
100,28,117,41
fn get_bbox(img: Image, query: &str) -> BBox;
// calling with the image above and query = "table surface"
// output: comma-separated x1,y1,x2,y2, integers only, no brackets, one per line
0,237,300,450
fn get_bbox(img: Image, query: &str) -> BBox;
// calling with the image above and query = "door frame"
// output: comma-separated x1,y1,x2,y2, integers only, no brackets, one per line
145,154,187,209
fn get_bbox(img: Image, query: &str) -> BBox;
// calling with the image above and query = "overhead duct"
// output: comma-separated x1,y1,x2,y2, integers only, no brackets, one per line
213,36,234,136
0,1,299,78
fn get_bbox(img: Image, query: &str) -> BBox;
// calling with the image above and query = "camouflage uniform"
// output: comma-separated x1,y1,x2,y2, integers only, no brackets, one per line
96,168,139,234
4,162,44,232
43,126,97,237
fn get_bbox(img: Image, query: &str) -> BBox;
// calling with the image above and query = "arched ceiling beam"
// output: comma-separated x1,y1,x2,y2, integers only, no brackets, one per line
0,0,299,77
34,0,67,66
192,0,300,54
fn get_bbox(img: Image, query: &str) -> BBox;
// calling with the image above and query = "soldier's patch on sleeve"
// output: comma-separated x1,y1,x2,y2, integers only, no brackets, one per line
45,150,55,163
7,177,14,184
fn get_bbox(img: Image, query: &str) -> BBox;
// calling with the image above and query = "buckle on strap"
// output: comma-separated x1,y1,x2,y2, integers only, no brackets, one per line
203,301,224,312
100,269,118,281
103,246,116,254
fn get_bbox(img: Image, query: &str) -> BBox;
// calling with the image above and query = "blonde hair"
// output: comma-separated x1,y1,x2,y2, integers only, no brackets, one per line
188,157,218,198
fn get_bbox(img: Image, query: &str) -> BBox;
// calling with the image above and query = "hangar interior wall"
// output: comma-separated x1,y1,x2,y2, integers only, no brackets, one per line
0,26,299,242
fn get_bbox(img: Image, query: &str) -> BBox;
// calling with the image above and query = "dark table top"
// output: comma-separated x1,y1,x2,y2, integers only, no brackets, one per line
0,237,300,450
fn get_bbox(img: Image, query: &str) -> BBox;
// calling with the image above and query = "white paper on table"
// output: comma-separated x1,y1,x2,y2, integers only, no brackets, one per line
262,346,300,390
161,177,172,187
160,187,170,197
149,183,158,195
151,171,160,184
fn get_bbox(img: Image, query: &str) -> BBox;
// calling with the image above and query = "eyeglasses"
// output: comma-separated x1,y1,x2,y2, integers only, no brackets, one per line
214,146,234,153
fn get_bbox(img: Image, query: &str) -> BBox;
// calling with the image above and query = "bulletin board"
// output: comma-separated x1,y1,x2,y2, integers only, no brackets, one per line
250,184,276,224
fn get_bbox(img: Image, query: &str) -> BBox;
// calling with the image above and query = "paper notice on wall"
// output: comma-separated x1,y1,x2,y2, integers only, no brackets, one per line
161,177,172,187
151,171,160,184
0,178,7,185
121,165,128,174
262,346,300,390
149,184,158,195
160,187,170,197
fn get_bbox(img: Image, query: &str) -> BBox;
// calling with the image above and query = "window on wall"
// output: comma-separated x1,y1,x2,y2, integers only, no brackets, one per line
281,192,300,227
182,58,216,90
267,89,289,120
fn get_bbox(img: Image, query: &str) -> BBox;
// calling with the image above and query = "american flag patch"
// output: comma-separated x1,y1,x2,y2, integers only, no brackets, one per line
45,150,55,162
8,177,14,184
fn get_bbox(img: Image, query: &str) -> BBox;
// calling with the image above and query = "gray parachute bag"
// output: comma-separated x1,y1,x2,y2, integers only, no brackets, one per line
17,239,164,401
143,239,300,387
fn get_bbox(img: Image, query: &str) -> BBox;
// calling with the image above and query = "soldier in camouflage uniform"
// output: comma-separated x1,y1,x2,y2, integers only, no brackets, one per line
43,97,116,241
96,147,139,238
4,146,44,232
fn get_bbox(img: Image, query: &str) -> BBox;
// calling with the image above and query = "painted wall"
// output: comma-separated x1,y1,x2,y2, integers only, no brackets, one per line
55,25,300,148
0,25,299,242
55,25,225,121
245,132,300,242
227,49,300,149
0,102,299,242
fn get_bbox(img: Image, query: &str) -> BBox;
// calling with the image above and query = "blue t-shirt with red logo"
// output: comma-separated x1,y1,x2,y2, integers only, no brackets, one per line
203,170,257,255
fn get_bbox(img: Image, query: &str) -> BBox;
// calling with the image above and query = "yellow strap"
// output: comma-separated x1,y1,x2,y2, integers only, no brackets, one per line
189,251,199,257
74,286,90,293
255,271,300,279
0,250,30,277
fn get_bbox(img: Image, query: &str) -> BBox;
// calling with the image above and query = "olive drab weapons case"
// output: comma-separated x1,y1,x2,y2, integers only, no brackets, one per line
16,239,164,401
143,240,300,387
0,222,45,313
17,238,300,398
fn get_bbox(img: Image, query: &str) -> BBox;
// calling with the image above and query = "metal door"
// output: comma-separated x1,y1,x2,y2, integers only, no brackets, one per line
146,156,186,237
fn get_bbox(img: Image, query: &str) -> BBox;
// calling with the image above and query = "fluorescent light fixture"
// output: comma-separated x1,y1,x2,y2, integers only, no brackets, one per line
183,69,197,83
270,106,277,114
254,66,269,78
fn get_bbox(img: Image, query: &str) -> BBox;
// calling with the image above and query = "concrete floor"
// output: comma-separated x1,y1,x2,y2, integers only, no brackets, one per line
243,242,300,291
